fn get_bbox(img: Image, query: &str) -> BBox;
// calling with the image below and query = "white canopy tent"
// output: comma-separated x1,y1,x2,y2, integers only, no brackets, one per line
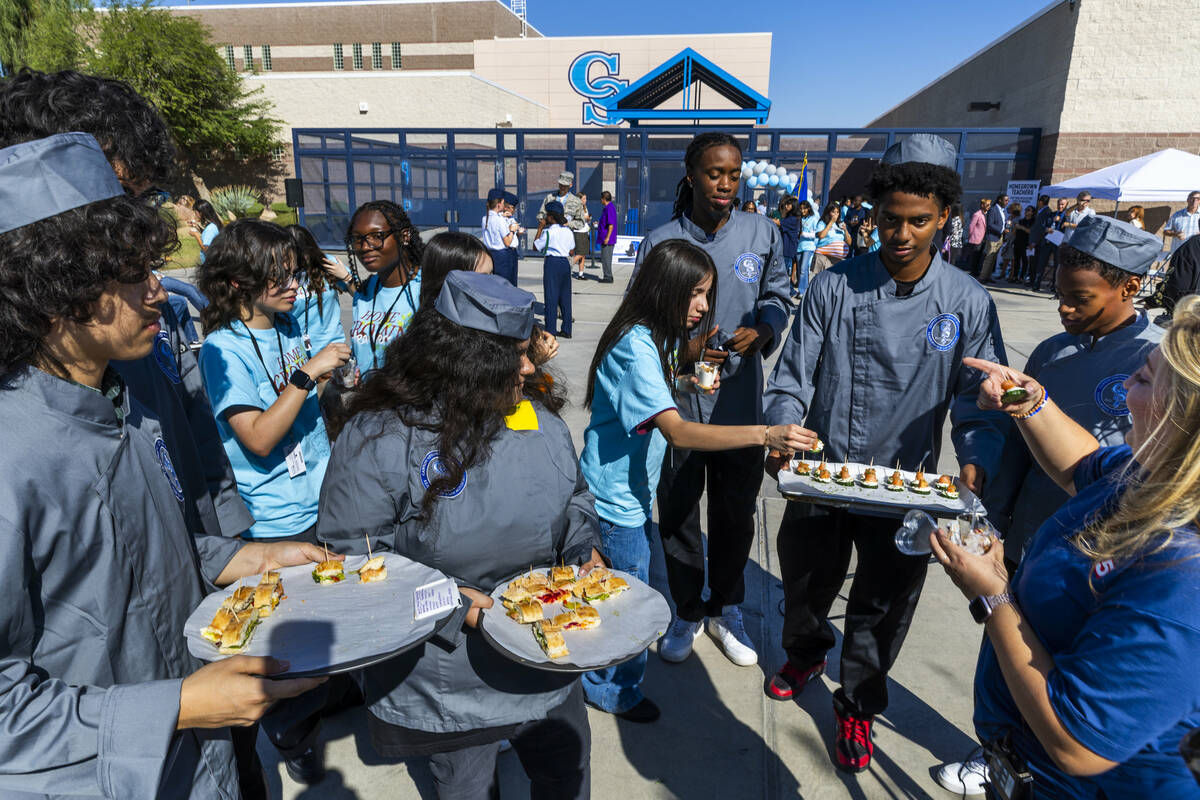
1042,148,1200,208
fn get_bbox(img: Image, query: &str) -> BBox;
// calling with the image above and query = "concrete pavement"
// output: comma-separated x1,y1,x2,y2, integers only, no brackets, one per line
171,256,1068,799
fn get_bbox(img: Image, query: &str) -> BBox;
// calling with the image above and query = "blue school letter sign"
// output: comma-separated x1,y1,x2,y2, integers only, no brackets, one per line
569,52,629,126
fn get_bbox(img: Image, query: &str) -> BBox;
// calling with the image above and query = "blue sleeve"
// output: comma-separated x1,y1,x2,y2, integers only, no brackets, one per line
608,333,676,435
1045,558,1200,763
201,224,219,247
198,339,264,418
1072,445,1133,491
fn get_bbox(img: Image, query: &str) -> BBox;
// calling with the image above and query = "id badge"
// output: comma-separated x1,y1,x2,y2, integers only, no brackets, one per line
302,333,313,358
285,440,306,478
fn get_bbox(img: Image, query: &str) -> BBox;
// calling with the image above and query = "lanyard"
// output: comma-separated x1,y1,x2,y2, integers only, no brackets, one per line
241,318,289,395
368,267,416,369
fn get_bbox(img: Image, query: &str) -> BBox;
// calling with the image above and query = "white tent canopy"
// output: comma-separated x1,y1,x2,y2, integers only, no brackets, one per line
1042,148,1200,203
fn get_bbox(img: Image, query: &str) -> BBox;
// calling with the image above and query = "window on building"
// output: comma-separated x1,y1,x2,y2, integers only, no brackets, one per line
352,43,363,70
224,45,235,71
371,42,382,70
333,43,344,70
391,42,402,69
261,44,272,71
271,145,285,162
242,45,254,71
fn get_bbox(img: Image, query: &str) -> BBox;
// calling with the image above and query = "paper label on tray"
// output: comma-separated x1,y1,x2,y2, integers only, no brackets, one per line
414,578,460,620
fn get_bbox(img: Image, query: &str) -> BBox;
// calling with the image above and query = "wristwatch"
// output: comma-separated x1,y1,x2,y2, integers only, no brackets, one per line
288,369,317,392
969,592,1014,624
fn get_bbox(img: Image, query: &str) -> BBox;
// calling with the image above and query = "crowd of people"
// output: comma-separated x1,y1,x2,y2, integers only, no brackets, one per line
2,66,1200,800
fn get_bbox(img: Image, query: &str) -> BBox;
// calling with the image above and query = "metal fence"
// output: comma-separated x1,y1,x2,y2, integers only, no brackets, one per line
293,126,1040,248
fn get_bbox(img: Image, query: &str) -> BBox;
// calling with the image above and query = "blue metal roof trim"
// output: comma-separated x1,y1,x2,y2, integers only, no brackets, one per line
599,47,771,124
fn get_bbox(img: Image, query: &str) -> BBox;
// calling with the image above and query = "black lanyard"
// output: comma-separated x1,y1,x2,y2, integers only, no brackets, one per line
241,318,289,395
368,266,416,369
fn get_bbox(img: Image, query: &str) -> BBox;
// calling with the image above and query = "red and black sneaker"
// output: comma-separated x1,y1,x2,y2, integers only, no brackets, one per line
834,706,874,773
766,659,826,700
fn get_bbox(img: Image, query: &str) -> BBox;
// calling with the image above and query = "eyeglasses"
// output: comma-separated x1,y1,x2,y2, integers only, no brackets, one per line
347,230,397,250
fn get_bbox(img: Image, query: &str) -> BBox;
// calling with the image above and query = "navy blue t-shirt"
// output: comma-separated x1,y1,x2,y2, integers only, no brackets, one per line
974,445,1200,798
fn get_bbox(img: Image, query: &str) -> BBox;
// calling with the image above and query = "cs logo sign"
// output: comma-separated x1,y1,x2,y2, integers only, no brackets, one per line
569,51,629,126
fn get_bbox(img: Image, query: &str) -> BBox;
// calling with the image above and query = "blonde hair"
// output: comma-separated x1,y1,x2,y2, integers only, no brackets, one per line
1128,205,1144,223
1077,296,1200,565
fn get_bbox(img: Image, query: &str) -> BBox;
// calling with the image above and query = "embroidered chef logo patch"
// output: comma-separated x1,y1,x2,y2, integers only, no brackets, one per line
733,252,763,283
153,330,180,384
1094,374,1130,416
926,313,960,351
155,437,185,502
420,450,467,498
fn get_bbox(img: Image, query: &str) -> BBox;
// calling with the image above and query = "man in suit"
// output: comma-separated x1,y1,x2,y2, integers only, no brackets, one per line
975,192,1008,284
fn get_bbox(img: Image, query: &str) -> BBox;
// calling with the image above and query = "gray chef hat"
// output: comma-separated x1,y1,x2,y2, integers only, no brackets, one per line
0,132,125,235
435,270,536,339
880,134,958,170
557,171,574,185
1065,215,1162,275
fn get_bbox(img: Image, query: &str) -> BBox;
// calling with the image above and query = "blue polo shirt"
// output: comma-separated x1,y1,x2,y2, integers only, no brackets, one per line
580,325,677,527
199,316,331,539
974,445,1200,798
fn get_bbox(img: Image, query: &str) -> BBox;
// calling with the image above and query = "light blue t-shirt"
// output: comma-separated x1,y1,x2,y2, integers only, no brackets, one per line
199,317,331,539
292,262,345,354
198,222,219,264
579,325,677,526
350,270,422,374
799,214,820,252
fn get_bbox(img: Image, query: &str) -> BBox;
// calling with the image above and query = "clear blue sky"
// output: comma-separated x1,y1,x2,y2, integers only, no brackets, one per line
163,0,1054,126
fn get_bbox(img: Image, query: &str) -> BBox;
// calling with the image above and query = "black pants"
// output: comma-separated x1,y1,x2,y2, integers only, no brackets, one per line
656,445,764,622
776,504,928,716
410,684,591,800
542,255,572,336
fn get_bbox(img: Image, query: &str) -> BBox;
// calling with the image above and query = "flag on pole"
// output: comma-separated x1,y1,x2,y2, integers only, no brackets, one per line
798,152,809,207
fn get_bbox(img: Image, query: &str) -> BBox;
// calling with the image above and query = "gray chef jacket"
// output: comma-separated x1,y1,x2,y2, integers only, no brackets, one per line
985,312,1162,557
0,367,238,800
631,209,791,425
764,251,1007,478
112,301,253,574
317,402,602,733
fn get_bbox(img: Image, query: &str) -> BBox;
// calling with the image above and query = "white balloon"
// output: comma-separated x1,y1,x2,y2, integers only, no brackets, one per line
765,165,777,176
752,162,766,175
776,167,788,178
768,174,780,186
746,175,759,188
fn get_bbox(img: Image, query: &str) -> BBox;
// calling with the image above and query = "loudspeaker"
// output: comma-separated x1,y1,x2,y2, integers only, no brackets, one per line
284,178,304,208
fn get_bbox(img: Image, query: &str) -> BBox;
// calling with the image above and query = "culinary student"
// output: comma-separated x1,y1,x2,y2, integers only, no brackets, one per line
580,239,811,723
0,132,331,800
344,200,424,380
762,135,1007,774
626,132,791,669
318,272,603,799
482,187,520,285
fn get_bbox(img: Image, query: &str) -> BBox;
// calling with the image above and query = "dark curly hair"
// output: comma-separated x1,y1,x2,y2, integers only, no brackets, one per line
197,220,295,331
418,231,488,306
287,224,339,318
1056,244,1134,287
344,305,533,517
673,132,743,220
343,200,424,287
0,196,177,377
866,161,962,211
0,69,177,188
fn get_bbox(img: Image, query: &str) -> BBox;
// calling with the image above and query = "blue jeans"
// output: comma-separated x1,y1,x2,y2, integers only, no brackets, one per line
797,250,814,296
582,518,651,714
160,275,209,311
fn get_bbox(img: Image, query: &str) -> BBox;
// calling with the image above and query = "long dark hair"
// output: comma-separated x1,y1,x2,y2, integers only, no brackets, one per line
197,220,294,330
585,239,717,409
345,305,528,517
418,231,488,306
195,199,222,231
344,200,424,286
0,195,176,378
672,132,743,220
287,224,335,317
544,209,568,227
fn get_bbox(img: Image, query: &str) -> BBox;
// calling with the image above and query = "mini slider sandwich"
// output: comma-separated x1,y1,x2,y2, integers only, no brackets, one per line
252,581,284,617
533,620,569,659
260,571,280,585
834,464,855,486
507,599,544,623
201,608,236,644
579,576,629,603
222,585,255,613
359,555,388,584
312,560,345,584
553,606,601,631
550,565,576,589
218,608,262,655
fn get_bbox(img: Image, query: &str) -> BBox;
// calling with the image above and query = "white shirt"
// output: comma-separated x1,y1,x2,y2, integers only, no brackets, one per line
1166,209,1200,252
481,210,511,250
1067,206,1095,228
534,224,575,258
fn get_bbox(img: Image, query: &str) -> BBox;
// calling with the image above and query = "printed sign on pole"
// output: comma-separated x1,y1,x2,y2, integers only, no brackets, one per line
1006,180,1041,211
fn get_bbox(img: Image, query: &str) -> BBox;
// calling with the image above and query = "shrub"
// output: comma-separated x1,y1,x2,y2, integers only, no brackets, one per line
209,184,259,220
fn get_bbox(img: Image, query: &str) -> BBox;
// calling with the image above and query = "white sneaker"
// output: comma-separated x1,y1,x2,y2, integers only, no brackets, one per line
706,606,757,667
659,617,703,662
935,758,988,796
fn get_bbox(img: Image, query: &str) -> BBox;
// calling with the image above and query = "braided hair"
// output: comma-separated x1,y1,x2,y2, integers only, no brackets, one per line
671,132,744,220
343,200,425,287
